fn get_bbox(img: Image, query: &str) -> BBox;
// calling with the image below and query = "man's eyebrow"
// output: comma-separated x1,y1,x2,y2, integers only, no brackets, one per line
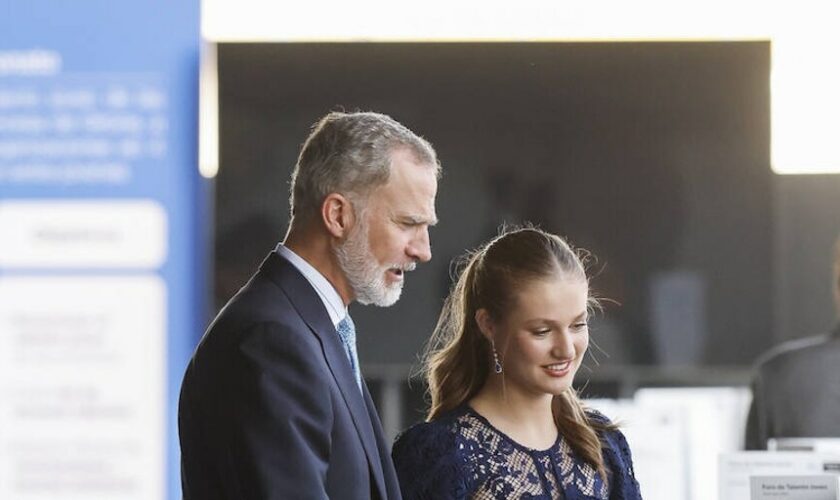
400,214,439,226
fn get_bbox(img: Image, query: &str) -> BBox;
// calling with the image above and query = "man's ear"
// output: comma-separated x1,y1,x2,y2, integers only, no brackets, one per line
475,308,495,342
321,193,356,239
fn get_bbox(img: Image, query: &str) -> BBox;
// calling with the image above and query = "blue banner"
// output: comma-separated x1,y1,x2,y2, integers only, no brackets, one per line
0,2,202,499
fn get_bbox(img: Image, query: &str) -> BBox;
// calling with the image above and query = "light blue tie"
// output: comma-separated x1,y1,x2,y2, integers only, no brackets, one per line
336,315,362,391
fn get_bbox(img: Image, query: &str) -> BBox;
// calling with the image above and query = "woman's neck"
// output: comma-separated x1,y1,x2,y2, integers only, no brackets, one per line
468,377,557,450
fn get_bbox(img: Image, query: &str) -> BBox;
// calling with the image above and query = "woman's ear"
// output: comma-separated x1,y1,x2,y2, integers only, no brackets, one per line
475,308,495,342
321,193,356,239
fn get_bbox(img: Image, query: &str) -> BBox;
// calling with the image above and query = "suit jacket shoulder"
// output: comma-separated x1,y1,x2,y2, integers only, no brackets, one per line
180,252,399,500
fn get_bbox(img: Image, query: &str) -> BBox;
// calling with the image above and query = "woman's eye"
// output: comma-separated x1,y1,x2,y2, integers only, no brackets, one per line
532,329,551,336
572,322,588,331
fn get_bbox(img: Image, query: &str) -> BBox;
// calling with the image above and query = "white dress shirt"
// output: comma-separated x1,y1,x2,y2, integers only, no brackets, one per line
274,243,347,328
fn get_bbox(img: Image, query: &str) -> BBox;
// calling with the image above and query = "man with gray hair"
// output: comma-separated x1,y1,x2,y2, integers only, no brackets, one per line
179,111,439,499
745,235,840,449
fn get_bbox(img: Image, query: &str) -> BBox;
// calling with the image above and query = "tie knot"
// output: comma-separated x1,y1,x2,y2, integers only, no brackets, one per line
337,315,356,345
336,314,362,391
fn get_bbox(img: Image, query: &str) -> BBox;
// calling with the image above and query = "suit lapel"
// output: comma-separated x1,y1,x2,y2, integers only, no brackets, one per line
258,253,388,499
363,382,402,500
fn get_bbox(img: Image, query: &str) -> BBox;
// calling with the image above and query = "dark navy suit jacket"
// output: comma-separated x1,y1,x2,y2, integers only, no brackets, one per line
179,252,402,499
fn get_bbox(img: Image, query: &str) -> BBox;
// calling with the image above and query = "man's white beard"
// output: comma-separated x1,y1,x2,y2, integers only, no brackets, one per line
335,220,405,307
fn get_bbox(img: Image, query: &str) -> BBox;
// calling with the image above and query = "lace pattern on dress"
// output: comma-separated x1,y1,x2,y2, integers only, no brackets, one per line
454,409,609,499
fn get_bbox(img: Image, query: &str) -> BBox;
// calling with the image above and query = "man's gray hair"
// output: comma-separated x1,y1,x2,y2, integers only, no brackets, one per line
290,111,439,222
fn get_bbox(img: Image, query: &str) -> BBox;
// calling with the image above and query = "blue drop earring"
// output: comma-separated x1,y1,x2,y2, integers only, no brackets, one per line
492,341,503,374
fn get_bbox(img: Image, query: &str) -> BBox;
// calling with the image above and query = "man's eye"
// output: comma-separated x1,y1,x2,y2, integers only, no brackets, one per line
532,329,551,336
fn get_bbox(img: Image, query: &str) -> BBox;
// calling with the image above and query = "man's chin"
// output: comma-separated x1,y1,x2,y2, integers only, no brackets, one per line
378,289,403,307
364,285,403,308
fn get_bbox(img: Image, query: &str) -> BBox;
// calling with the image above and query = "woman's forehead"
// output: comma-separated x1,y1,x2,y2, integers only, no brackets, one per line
508,278,589,316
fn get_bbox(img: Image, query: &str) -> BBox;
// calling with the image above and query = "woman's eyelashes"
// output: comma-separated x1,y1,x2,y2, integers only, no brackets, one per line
571,321,589,332
531,327,551,337
529,320,588,336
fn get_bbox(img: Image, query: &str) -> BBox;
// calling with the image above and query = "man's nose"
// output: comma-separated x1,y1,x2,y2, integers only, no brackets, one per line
407,228,432,263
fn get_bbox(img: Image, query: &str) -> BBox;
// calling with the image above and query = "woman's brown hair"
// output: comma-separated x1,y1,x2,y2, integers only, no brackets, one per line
423,226,614,479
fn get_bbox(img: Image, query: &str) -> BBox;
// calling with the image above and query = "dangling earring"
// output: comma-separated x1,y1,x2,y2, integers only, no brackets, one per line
491,341,503,374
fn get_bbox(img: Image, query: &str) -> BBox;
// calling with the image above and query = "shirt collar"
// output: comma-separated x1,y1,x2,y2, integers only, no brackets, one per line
275,243,346,328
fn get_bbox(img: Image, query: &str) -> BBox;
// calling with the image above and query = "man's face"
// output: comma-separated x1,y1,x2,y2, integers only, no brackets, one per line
337,148,438,307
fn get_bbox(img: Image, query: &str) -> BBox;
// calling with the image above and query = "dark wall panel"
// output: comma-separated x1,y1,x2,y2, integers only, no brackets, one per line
215,42,772,367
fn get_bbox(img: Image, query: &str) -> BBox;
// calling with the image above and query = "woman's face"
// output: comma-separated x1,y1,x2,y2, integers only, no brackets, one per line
494,277,590,398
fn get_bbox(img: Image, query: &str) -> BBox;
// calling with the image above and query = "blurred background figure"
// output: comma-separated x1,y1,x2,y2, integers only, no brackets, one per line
745,234,840,449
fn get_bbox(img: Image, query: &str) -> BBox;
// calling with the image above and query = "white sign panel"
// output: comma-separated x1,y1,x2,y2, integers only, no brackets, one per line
0,200,167,269
586,398,688,500
751,476,839,500
636,387,751,500
0,276,166,500
720,452,840,500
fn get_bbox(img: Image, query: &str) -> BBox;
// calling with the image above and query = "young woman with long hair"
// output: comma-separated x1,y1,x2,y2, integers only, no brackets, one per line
392,227,642,499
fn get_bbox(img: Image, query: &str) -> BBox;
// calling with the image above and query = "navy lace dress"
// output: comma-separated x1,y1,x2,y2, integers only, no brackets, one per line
392,406,642,500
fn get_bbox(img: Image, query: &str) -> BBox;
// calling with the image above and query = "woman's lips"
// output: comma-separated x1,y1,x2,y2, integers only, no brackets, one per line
542,361,572,377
